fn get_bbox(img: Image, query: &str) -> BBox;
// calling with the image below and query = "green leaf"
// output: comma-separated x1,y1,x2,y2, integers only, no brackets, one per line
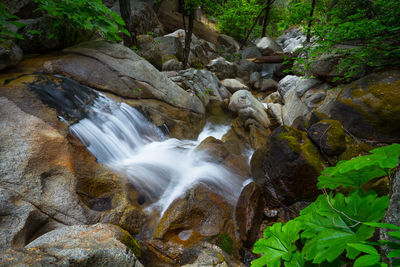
347,243,378,255
364,222,400,230
298,190,388,264
353,254,380,266
388,249,400,258
252,220,302,267
317,144,400,190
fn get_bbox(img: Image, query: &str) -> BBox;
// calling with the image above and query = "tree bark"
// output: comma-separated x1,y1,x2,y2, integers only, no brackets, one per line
119,0,133,47
240,6,267,49
246,54,287,64
183,11,194,68
261,0,273,37
306,0,316,43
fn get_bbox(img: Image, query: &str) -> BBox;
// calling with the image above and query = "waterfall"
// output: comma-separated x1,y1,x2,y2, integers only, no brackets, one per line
69,93,245,215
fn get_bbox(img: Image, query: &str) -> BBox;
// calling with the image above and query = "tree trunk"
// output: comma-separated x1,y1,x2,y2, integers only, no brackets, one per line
306,0,316,43
119,0,133,47
241,6,267,49
183,12,194,68
261,0,273,37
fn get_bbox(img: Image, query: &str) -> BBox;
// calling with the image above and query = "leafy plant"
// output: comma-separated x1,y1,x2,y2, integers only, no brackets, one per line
32,0,129,42
0,3,25,41
252,144,400,266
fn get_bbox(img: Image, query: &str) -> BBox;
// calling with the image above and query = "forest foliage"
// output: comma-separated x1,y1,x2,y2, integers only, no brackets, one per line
252,144,400,267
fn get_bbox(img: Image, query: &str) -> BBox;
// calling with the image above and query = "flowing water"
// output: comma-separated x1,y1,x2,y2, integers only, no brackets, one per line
69,93,245,215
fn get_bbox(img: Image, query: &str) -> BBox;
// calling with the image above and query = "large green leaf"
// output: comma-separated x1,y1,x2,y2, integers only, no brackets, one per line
298,190,389,264
317,144,400,190
252,220,302,267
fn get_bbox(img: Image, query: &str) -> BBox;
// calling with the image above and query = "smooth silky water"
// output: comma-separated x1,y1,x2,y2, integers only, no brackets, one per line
69,93,247,215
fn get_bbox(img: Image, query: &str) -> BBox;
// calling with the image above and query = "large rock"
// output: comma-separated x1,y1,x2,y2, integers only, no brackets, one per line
236,59,260,83
162,58,183,71
242,46,262,59
307,119,347,157
149,184,239,264
155,35,184,61
112,0,164,36
251,126,326,206
235,182,264,247
330,70,400,142
310,53,366,83
256,36,283,56
295,78,323,97
222,78,249,93
43,40,204,114
229,90,271,129
218,34,240,54
136,34,163,69
1,224,143,267
167,68,231,107
281,89,310,126
0,40,23,71
207,57,237,80
165,29,219,67
276,28,306,53
254,78,278,92
278,75,301,98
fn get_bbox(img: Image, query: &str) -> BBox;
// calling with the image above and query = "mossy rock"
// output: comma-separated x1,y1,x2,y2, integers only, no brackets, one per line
251,126,327,206
307,119,346,157
330,70,400,142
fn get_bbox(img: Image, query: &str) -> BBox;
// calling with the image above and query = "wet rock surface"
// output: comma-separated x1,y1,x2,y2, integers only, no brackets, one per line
251,126,326,206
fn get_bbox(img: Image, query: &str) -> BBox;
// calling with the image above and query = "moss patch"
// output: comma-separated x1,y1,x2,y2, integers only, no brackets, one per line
162,54,178,64
339,73,400,137
116,226,141,259
278,126,325,172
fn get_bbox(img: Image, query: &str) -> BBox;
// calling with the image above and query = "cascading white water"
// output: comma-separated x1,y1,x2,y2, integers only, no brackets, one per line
70,93,245,214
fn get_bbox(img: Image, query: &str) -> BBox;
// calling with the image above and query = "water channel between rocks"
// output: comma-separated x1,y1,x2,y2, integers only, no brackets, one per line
69,92,250,216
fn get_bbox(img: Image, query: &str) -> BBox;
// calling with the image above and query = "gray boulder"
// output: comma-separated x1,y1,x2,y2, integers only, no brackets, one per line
242,46,262,59
221,78,249,93
276,28,306,53
278,75,301,98
255,78,278,92
168,68,231,106
45,40,205,114
207,57,237,80
217,34,240,54
1,224,143,267
155,35,184,61
295,78,323,97
162,58,183,71
136,34,163,69
256,36,283,56
0,40,23,71
229,90,271,129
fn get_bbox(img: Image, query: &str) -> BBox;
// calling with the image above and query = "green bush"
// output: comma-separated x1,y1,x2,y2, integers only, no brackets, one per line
252,143,400,266
32,0,129,42
0,3,24,41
